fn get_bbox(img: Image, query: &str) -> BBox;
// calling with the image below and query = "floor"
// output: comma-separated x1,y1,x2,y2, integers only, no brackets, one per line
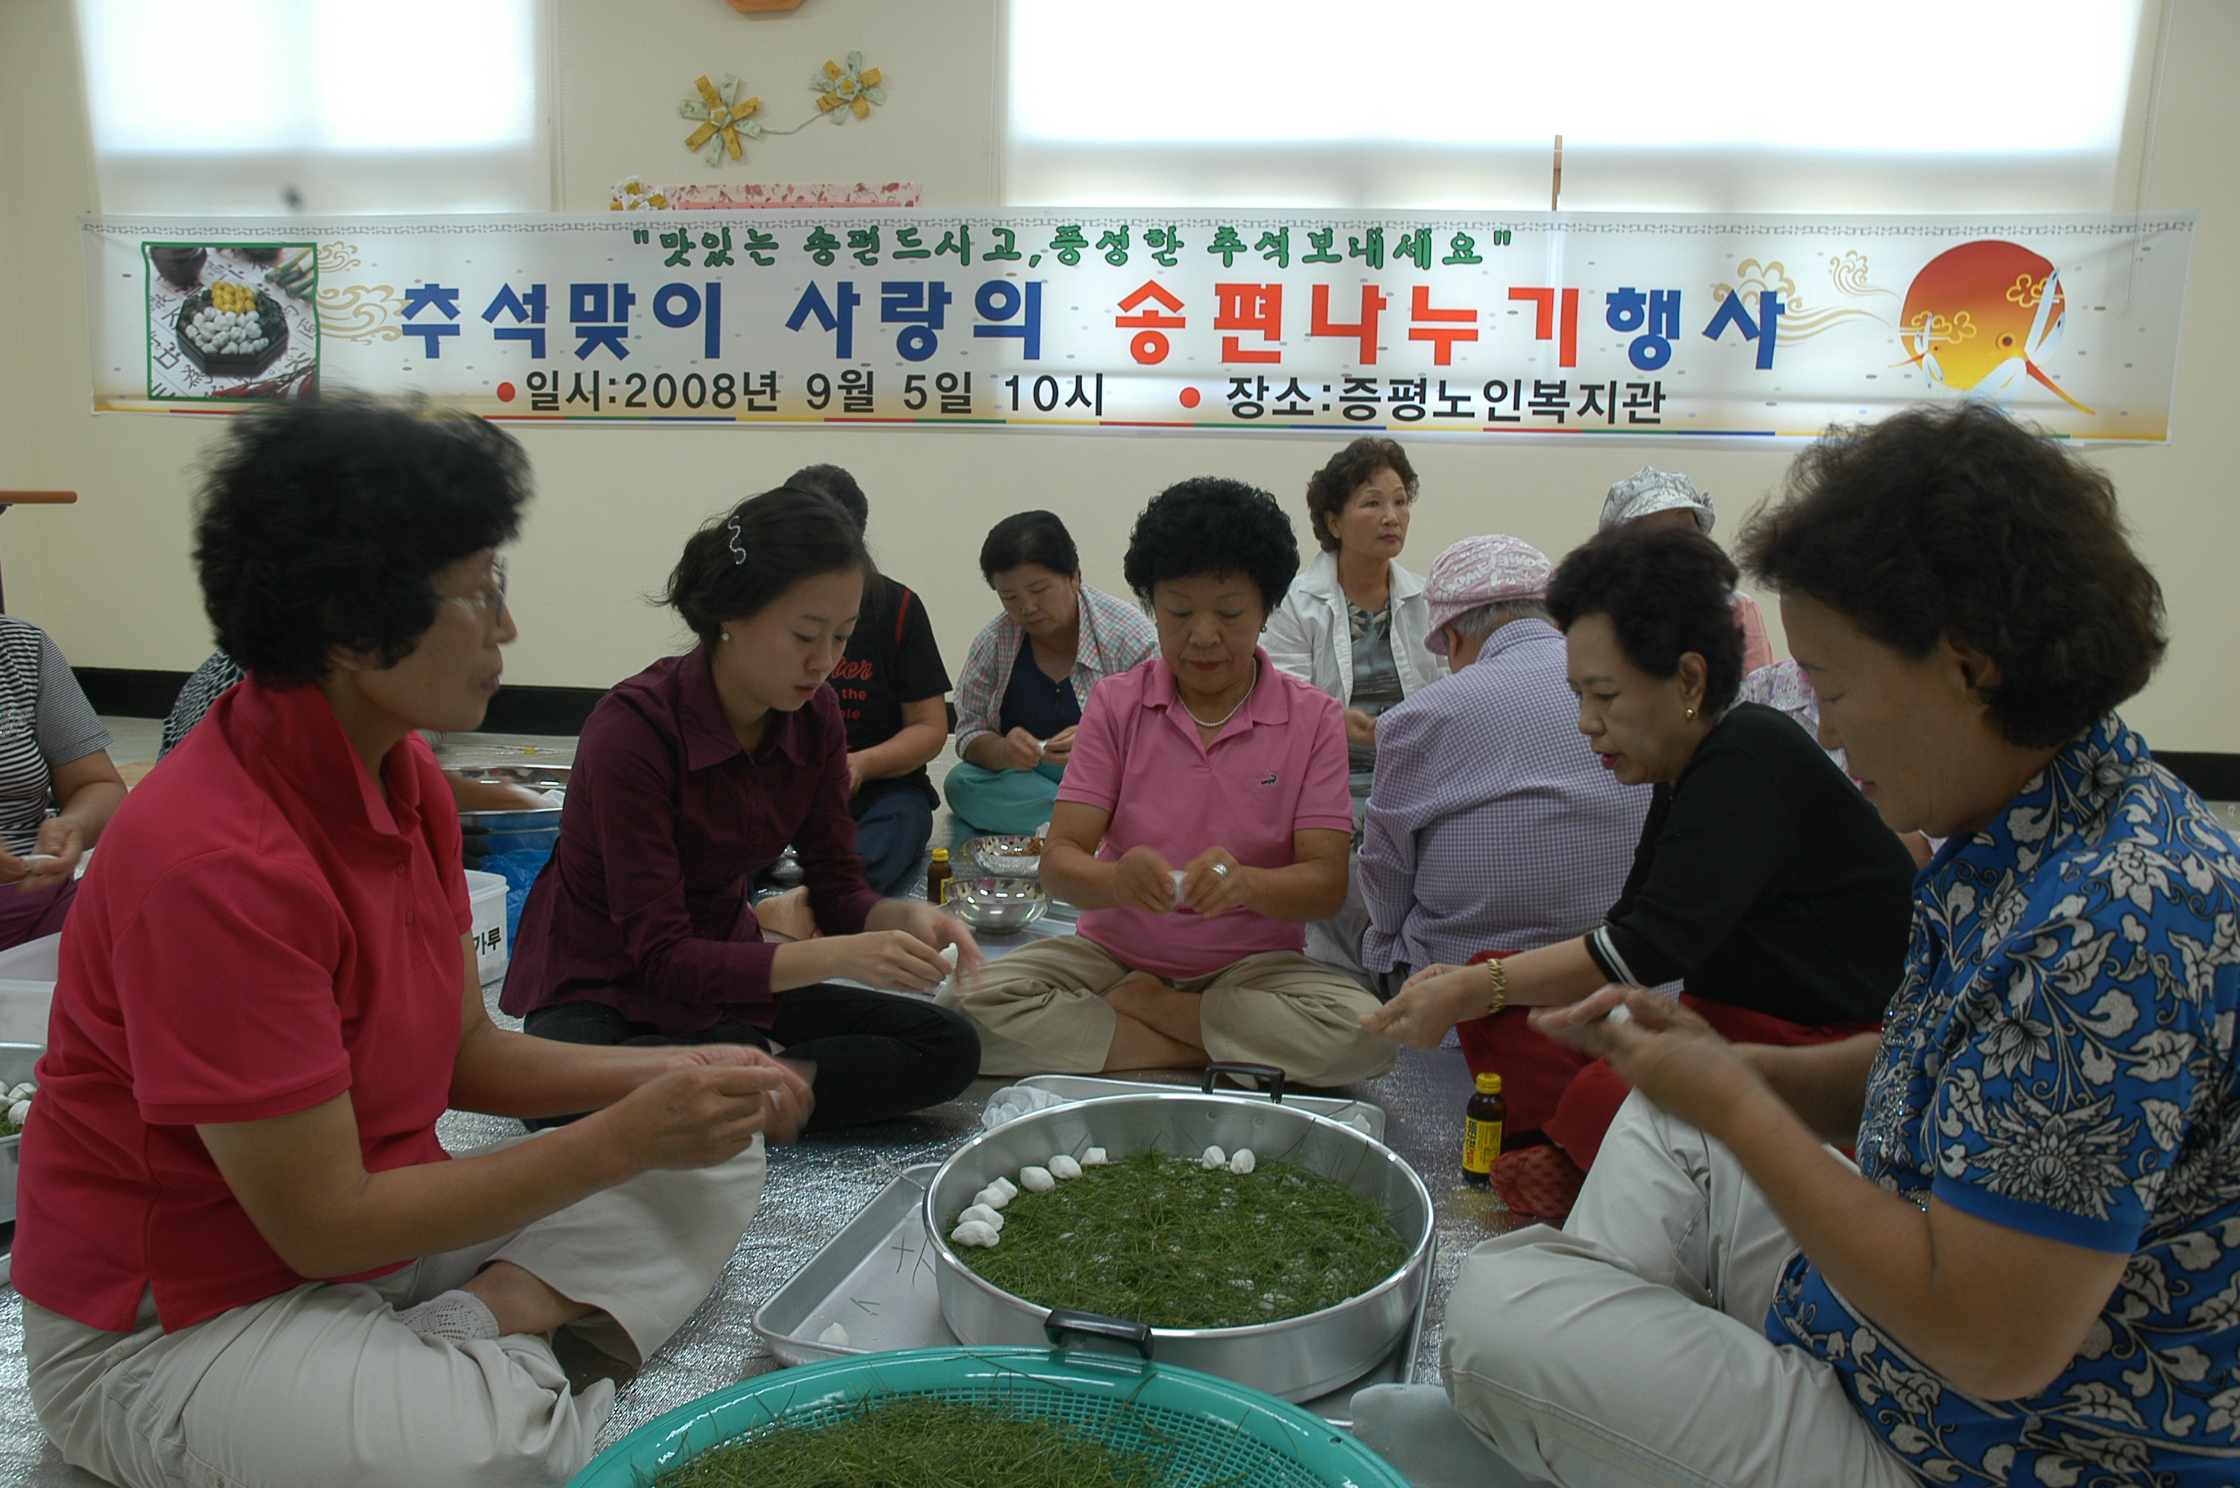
0,720,1510,1485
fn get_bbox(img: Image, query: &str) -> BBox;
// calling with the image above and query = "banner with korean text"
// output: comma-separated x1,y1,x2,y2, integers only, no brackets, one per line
82,210,2194,440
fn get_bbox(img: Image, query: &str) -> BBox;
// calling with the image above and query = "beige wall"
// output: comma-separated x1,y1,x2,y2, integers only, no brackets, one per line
1,0,2235,747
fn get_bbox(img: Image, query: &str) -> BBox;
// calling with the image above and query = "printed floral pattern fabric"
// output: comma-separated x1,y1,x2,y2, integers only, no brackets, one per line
1769,715,2240,1486
1737,658,1847,774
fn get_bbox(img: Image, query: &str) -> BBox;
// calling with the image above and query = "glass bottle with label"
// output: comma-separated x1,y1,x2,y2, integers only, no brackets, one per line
1461,1071,1506,1187
926,847,953,905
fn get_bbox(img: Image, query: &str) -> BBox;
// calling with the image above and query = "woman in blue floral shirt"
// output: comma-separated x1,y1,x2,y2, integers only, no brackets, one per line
1418,404,2240,1488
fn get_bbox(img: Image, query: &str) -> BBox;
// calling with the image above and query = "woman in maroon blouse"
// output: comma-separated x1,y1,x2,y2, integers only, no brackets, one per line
502,487,983,1129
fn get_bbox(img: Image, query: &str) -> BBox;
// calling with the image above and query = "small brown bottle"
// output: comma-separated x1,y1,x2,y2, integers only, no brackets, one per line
1461,1071,1506,1187
926,847,953,905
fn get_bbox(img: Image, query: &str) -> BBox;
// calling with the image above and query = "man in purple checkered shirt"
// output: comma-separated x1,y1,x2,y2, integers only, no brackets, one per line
1357,536,1648,991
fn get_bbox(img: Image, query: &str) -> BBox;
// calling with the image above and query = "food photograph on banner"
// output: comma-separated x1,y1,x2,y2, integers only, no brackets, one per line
139,240,319,400
9,5,2240,1488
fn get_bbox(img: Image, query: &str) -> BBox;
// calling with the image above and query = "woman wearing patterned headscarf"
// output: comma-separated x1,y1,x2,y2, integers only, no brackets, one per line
1601,465,1776,673
1365,520,1916,1217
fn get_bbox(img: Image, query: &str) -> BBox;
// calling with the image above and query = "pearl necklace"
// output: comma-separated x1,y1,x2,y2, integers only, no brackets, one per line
1183,662,1259,730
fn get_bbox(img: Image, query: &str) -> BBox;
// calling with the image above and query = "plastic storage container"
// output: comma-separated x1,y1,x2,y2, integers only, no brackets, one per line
0,932,60,984
466,869,509,985
0,1041,39,1224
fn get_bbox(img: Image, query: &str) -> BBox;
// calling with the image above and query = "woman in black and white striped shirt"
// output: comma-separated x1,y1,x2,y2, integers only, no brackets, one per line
0,615,125,950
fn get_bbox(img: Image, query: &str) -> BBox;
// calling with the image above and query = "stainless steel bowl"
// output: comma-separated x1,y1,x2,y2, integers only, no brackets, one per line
961,834,1043,878
457,798,564,865
450,763,572,789
923,1091,1434,1402
946,875,1048,933
457,805,563,834
0,1042,39,1086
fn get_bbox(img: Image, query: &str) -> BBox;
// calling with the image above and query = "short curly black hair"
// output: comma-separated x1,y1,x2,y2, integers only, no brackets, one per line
663,486,872,647
980,510,1078,583
1305,437,1418,552
1546,524,1745,713
788,463,868,534
1737,403,2165,747
1123,477,1299,612
194,395,530,687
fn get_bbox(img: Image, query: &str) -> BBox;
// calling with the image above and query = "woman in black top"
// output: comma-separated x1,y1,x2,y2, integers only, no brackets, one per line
781,465,951,897
1366,524,1915,1181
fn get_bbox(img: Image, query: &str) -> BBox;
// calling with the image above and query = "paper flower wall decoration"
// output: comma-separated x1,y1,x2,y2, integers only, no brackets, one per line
680,73,762,164
813,52,884,121
671,54,889,166
609,177,670,211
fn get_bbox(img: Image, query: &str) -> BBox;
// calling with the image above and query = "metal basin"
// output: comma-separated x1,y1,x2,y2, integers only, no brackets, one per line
923,1091,1433,1402
457,805,563,834
961,833,1043,878
461,828,560,862
946,875,1048,934
459,797,564,864
450,764,572,790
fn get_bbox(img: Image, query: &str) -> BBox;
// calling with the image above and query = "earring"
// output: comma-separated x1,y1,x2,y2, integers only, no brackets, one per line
1685,706,1697,721
721,630,731,642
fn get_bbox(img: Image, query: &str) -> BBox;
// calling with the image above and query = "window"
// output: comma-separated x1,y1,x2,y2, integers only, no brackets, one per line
1007,0,2146,213
77,0,545,214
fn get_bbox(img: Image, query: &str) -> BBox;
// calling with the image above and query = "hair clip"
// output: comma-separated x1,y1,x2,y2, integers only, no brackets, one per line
726,514,747,566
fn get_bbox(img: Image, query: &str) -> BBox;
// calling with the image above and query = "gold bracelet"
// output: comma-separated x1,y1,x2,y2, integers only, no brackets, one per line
1484,957,1509,1017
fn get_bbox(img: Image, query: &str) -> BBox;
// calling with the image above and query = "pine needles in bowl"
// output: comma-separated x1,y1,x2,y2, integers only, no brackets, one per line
961,1150,1407,1328
654,1394,1163,1488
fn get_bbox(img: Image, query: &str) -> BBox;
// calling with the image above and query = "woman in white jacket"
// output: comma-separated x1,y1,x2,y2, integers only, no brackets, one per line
1263,437,1445,811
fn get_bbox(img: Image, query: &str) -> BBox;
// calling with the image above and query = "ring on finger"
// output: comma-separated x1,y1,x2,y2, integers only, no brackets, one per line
1211,861,1231,880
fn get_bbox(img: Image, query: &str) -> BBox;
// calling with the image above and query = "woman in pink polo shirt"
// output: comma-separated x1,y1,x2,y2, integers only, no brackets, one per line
15,398,807,1488
944,477,1397,1088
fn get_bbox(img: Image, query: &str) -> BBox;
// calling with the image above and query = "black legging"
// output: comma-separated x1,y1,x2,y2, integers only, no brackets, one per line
522,985,980,1132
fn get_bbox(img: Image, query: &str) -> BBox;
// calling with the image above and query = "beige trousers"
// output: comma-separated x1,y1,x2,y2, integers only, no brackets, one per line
24,1135,766,1488
941,933,1396,1086
1438,1092,1918,1488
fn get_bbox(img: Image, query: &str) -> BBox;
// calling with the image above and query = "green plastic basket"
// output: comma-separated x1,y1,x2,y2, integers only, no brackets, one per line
566,1345,1409,1488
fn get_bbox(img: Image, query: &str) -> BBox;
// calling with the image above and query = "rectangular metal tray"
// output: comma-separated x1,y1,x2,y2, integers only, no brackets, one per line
1011,1073,1386,1142
751,1163,1429,1427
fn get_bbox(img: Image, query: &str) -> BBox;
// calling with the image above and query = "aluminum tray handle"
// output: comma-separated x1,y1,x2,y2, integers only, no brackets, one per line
1201,1062,1287,1102
1044,1307,1154,1360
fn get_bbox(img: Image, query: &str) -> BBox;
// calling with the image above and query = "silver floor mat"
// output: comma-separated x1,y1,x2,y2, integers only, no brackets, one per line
0,1044,1512,1485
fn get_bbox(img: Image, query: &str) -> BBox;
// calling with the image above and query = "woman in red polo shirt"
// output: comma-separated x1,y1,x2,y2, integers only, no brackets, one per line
15,397,807,1488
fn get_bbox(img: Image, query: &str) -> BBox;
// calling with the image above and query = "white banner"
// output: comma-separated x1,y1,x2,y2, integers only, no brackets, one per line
82,208,2194,441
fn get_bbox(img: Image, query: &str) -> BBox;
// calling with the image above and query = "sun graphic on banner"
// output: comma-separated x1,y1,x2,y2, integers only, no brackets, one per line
1898,240,2092,414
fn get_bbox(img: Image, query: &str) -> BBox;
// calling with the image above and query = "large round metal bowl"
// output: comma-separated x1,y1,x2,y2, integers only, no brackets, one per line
961,832,1043,877
457,801,563,866
456,805,563,835
946,875,1048,933
923,1091,1433,1402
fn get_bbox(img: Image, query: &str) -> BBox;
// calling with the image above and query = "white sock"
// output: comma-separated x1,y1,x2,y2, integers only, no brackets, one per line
395,1289,501,1343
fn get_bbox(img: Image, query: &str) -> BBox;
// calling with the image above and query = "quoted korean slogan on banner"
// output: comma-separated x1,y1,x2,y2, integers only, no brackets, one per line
82,209,2193,440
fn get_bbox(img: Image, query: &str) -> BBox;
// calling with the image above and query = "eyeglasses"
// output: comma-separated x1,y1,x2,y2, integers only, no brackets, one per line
438,559,509,622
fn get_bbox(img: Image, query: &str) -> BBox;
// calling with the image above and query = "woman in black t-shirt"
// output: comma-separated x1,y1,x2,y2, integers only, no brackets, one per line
784,466,952,897
1365,525,1916,1200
